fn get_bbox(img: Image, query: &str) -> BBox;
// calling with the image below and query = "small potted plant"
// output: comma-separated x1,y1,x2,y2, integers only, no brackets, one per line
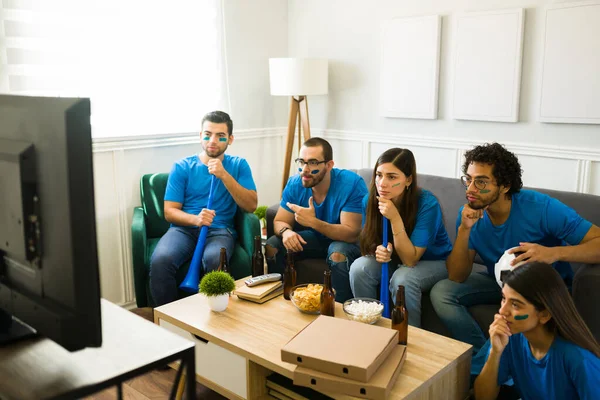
199,271,236,312
254,205,268,237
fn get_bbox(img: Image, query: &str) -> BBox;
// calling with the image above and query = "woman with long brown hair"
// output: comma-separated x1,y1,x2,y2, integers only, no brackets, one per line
349,148,452,327
474,262,600,400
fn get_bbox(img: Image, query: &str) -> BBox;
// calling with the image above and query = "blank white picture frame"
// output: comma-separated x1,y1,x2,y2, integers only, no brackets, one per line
539,1,600,124
380,15,441,120
452,9,524,122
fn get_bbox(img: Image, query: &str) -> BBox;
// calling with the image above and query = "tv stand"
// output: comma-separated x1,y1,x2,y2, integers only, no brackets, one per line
0,310,37,346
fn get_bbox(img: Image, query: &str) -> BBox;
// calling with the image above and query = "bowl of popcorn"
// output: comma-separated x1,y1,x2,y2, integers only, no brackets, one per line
290,284,325,314
343,298,384,324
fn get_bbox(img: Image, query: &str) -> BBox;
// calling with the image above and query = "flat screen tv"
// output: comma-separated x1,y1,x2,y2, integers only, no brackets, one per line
0,94,102,351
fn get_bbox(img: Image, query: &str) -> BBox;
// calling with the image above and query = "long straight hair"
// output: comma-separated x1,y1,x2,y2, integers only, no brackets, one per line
360,148,420,257
504,262,600,358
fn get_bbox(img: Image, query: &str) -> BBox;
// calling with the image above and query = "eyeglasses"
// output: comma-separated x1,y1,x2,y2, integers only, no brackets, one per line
295,158,327,168
461,175,494,190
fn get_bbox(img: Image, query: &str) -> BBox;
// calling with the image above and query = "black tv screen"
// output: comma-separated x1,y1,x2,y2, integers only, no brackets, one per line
0,94,102,351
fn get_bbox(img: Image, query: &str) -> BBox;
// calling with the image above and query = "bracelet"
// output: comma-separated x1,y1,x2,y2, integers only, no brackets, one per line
392,228,405,236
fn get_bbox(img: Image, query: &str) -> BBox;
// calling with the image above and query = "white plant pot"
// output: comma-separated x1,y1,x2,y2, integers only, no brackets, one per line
207,293,229,312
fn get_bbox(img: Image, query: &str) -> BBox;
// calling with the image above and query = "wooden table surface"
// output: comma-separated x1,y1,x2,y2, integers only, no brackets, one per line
155,281,472,400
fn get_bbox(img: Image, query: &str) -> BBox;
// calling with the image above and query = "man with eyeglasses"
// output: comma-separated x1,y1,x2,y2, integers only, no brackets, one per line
429,142,600,355
265,137,368,302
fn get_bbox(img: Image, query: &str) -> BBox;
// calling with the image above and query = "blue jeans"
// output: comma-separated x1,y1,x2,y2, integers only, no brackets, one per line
265,230,361,303
429,269,501,355
349,256,448,327
149,226,235,306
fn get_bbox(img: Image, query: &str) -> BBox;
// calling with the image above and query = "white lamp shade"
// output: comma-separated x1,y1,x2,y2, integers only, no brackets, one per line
269,58,328,96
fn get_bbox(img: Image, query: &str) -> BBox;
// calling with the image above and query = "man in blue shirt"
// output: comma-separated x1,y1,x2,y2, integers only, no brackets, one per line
266,138,368,302
149,111,257,306
430,143,600,354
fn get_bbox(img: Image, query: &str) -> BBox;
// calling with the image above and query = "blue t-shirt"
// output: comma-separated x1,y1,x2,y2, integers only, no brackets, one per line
471,334,600,400
456,190,592,282
361,189,452,261
281,168,367,241
164,154,256,231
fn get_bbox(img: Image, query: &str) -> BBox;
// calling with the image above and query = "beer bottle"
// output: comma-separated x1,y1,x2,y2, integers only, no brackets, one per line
391,285,408,345
251,236,264,277
217,247,229,274
283,252,296,300
320,270,335,317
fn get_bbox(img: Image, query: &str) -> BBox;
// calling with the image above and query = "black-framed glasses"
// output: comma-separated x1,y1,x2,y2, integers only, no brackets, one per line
461,175,493,190
295,158,327,168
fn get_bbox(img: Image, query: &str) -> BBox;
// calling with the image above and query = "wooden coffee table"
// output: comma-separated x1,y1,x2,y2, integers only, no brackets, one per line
154,280,471,400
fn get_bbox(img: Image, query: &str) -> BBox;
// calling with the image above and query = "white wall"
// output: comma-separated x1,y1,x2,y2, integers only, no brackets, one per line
93,0,288,305
288,0,600,194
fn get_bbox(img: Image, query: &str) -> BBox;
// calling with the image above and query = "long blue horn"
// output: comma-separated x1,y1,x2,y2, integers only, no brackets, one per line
380,216,391,318
180,175,217,293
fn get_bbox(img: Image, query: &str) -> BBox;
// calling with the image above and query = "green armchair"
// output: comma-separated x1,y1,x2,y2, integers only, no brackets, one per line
131,173,260,307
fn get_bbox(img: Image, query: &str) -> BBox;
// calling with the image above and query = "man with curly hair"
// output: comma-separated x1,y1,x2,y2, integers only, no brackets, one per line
430,142,600,354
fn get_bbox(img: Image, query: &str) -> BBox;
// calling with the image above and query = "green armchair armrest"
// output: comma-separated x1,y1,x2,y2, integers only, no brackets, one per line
131,206,149,307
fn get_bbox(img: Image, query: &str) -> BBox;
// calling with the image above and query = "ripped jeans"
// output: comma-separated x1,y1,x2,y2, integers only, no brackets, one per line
265,230,361,302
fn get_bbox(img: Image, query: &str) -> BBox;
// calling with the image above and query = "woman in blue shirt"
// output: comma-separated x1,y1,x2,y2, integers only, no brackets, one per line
349,148,452,327
474,262,600,400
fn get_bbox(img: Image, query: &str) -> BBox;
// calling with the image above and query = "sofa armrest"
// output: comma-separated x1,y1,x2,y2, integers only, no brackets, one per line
266,204,279,238
573,263,600,342
131,207,149,307
235,209,260,256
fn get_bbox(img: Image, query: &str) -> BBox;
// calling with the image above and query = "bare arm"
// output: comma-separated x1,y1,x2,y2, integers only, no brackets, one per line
388,217,426,267
273,207,295,236
473,351,502,400
511,225,600,266
312,211,362,243
446,226,477,282
164,201,214,227
220,172,257,213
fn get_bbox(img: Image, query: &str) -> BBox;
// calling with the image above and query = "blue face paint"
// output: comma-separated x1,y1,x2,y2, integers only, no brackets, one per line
202,137,209,141
514,314,529,320
310,170,319,174
218,137,227,142
298,168,303,172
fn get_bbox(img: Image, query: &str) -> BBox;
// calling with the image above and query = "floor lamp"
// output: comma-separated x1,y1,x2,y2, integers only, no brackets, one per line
269,58,328,194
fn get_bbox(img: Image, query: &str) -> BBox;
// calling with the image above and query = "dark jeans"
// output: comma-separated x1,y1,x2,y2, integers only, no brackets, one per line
149,226,235,306
429,270,502,355
265,230,361,302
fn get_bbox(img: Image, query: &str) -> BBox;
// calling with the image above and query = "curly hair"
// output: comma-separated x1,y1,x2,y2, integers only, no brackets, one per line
463,142,523,195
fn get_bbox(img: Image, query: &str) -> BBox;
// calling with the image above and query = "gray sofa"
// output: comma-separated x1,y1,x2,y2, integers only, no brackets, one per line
267,169,600,341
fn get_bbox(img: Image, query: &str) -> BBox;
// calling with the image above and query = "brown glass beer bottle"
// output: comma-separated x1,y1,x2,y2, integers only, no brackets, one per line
320,270,335,316
217,247,229,274
391,285,408,345
251,236,264,277
283,252,296,300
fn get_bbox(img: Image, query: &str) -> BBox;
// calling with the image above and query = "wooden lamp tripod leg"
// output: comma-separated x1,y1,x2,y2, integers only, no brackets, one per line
281,96,312,195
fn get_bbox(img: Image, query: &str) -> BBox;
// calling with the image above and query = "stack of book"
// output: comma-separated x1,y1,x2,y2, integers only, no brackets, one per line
280,315,407,400
234,280,283,304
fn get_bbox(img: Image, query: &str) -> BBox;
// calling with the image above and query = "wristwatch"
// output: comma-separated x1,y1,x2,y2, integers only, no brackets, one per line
278,227,290,237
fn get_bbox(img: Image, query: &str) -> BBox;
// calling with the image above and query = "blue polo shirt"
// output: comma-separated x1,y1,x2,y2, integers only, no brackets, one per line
361,189,452,261
472,334,600,400
281,168,367,241
164,154,256,231
456,190,592,283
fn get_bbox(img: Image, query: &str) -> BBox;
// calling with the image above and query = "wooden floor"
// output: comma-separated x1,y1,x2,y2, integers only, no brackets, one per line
84,307,226,400
82,367,226,400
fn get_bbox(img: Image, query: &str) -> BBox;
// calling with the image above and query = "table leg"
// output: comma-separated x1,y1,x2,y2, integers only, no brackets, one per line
117,382,123,400
185,350,196,400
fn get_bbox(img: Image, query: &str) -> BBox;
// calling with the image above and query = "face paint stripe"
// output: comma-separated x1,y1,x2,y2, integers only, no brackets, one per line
218,137,227,142
392,183,402,187
514,314,529,320
479,189,491,194
310,170,319,174
202,137,209,140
